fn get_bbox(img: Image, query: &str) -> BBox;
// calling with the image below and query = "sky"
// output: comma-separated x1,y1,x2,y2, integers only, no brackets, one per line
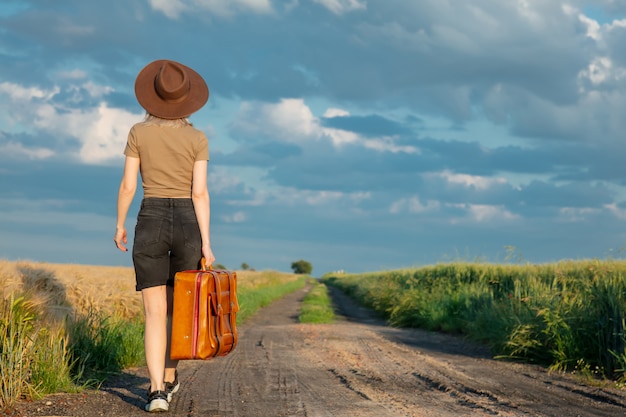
2,0,626,275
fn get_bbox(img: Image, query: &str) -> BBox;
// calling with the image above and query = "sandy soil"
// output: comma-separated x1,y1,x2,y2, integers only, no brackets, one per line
4,285,626,417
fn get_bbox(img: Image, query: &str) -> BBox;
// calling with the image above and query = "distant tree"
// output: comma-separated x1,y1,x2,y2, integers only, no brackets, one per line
241,262,250,270
214,263,227,270
291,259,313,275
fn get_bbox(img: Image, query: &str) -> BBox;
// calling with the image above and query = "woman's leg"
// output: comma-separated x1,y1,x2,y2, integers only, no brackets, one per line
164,201,200,388
142,285,168,393
164,284,179,382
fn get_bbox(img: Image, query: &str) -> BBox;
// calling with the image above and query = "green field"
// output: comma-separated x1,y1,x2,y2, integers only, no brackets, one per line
323,259,626,383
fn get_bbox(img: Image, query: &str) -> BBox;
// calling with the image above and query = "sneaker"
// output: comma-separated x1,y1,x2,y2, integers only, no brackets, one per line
165,370,180,402
145,390,169,413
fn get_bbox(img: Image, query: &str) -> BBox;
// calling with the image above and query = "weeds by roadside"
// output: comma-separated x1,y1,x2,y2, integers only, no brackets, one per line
66,309,145,385
0,294,78,409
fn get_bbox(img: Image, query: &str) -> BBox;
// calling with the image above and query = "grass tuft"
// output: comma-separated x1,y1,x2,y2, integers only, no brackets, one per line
66,308,145,386
0,294,77,409
299,280,335,324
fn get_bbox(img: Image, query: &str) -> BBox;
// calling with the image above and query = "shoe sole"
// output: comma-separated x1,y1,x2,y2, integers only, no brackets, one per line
166,382,180,402
145,398,169,412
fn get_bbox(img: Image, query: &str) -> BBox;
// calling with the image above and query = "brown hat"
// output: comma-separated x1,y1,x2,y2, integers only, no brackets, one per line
134,60,209,119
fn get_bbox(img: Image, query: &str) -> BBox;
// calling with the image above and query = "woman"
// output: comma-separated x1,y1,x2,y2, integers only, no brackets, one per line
114,59,215,413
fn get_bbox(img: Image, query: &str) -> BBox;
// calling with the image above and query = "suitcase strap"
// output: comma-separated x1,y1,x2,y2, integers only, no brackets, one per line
213,271,225,352
227,271,238,348
212,270,239,351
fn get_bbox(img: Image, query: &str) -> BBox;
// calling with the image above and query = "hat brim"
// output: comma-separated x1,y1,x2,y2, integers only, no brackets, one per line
135,60,209,119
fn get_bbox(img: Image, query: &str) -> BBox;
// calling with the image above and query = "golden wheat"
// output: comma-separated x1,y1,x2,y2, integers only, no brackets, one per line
0,260,140,319
0,260,300,320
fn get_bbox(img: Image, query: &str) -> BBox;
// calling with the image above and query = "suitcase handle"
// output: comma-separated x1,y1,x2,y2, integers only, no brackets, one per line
200,257,213,271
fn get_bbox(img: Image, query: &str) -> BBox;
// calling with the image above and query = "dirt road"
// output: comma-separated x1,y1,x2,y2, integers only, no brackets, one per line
7,285,626,416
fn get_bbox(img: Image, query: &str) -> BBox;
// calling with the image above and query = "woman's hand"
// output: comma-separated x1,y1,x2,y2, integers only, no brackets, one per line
114,227,128,252
202,244,215,266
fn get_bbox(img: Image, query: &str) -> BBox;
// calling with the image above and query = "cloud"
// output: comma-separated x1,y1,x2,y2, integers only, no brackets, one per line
33,101,139,164
76,104,141,164
0,75,139,164
605,203,626,220
230,98,419,154
148,0,273,19
232,98,318,143
390,196,440,214
559,206,601,223
0,82,59,102
487,84,626,144
576,9,602,40
0,140,54,160
435,170,510,191
312,0,366,15
462,204,519,223
148,0,187,18
222,211,247,223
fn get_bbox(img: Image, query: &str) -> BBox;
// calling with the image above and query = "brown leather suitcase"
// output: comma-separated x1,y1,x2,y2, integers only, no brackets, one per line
170,259,239,360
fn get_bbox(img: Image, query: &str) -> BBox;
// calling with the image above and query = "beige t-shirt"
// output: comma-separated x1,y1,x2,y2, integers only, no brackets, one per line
124,122,209,198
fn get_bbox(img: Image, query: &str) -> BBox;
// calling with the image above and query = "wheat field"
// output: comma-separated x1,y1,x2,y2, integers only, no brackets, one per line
0,259,141,319
0,259,300,320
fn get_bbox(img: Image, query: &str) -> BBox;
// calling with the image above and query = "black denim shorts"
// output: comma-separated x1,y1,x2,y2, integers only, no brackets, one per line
132,198,202,291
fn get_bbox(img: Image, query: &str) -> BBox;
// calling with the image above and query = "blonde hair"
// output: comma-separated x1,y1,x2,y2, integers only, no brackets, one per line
142,113,192,128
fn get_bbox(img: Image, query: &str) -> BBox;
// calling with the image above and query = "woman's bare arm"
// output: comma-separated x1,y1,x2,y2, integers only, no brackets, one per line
191,159,215,265
114,156,140,252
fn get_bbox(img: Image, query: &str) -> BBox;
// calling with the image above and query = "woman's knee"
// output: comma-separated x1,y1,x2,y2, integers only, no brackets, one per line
142,285,168,317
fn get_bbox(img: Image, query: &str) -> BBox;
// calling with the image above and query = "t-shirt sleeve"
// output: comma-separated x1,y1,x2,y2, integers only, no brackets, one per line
124,127,139,158
195,132,209,161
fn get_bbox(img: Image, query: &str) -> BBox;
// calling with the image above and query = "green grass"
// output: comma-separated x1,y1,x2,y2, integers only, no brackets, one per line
66,309,145,385
0,294,147,411
323,260,626,382
299,280,335,324
0,295,78,409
